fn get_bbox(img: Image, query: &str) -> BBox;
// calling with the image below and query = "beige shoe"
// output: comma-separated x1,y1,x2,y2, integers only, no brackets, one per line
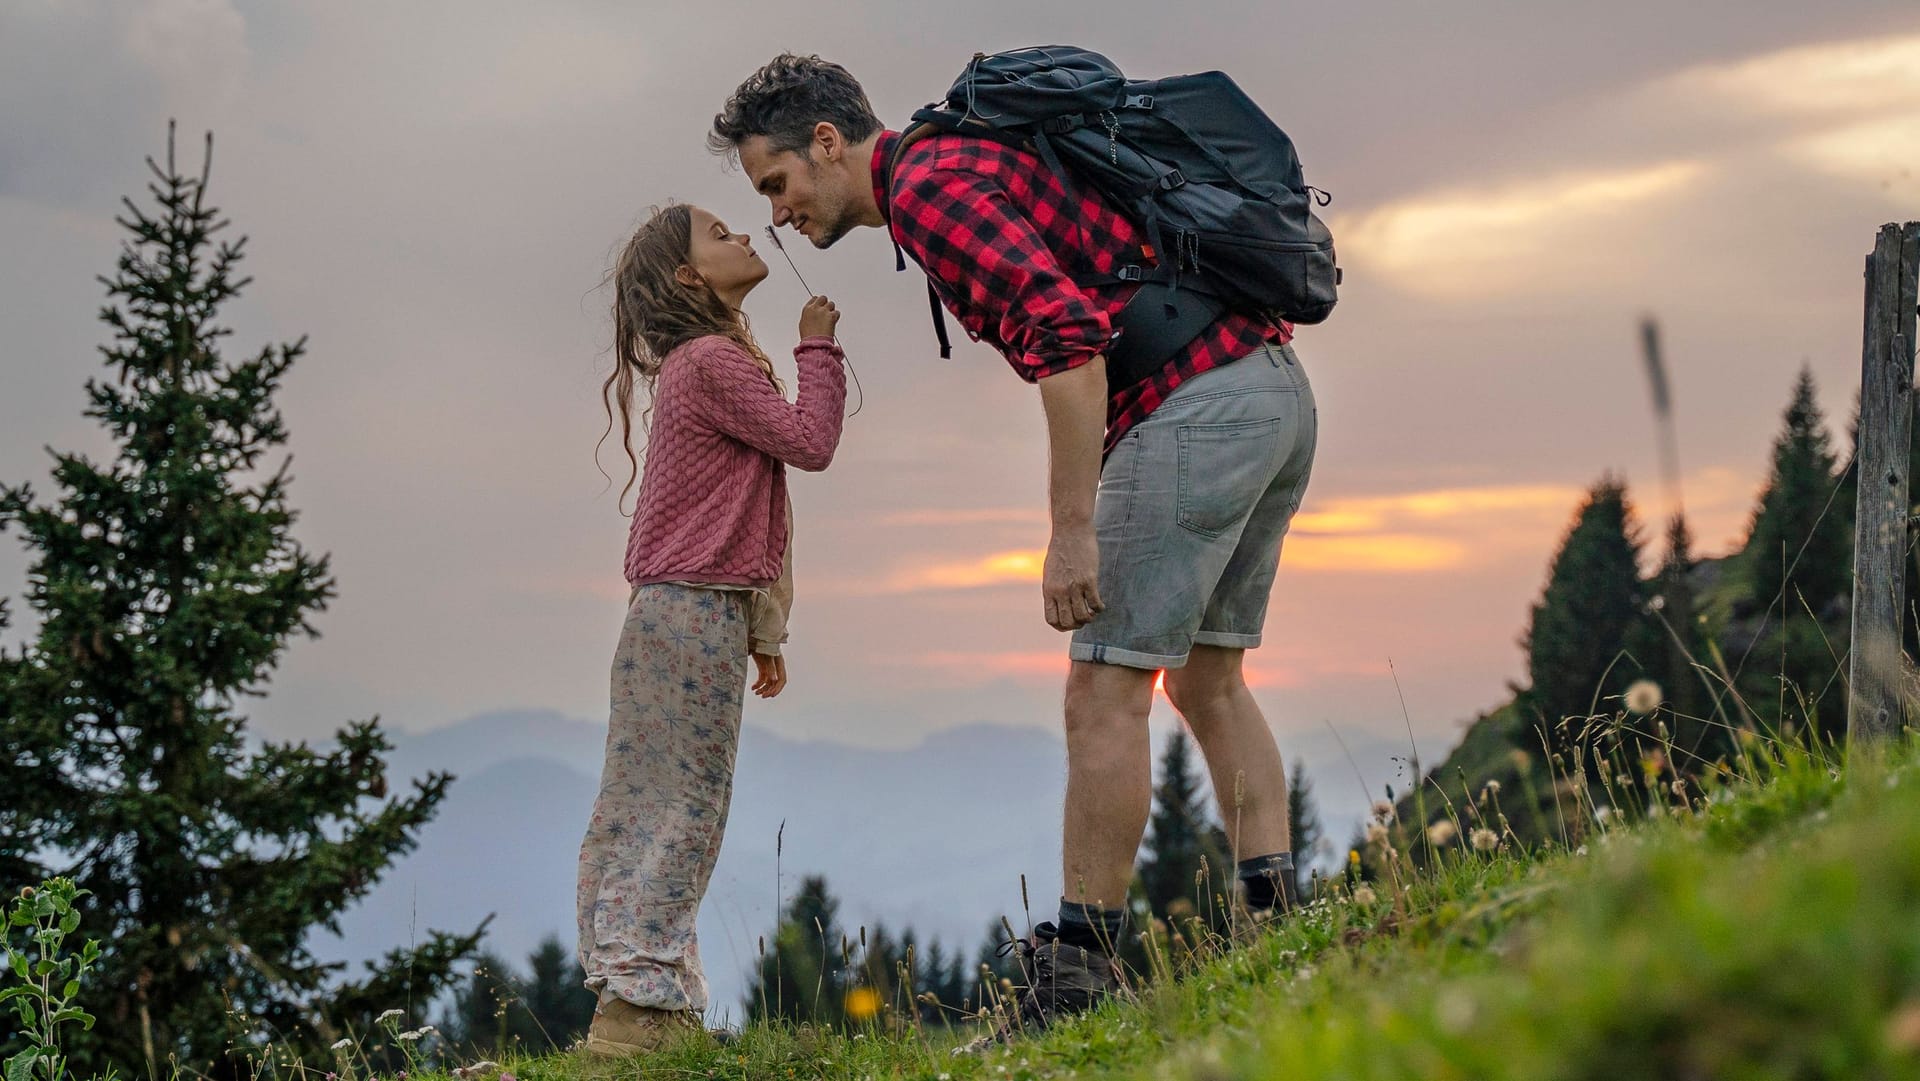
582,997,701,1057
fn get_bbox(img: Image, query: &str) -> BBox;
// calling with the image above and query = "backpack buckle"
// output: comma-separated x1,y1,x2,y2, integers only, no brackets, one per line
1124,94,1155,110
1117,265,1146,283
1157,169,1186,191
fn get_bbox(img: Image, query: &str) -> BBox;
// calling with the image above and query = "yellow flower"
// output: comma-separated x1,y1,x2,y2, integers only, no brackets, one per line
844,986,882,1022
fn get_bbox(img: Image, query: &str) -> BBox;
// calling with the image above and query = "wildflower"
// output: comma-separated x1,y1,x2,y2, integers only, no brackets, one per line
376,1009,406,1025
1470,828,1499,852
1365,822,1389,846
1483,780,1501,795
1370,800,1395,823
1352,885,1377,906
1623,680,1662,715
845,986,882,1022
330,1039,353,1052
1348,848,1360,870
1426,820,1458,846
1670,779,1687,798
398,1030,425,1043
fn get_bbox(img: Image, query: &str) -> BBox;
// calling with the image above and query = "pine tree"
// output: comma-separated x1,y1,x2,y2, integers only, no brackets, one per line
1286,759,1325,876
443,951,526,1054
1739,369,1853,739
1645,514,1724,764
439,936,591,1054
744,875,847,1026
1522,477,1648,756
1746,367,1850,619
0,129,478,1078
1136,729,1234,924
522,935,594,1049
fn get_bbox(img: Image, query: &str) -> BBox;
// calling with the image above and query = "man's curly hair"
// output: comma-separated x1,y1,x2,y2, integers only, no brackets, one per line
709,54,882,162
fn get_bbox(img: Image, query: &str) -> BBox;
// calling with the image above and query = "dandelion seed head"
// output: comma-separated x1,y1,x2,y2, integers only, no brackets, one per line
1352,885,1377,906
1370,800,1395,822
1470,828,1500,852
1624,680,1662,715
1484,780,1501,795
1426,820,1458,846
1365,822,1389,846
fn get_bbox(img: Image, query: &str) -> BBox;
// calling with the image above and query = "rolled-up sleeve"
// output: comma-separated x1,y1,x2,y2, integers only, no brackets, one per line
892,167,1113,382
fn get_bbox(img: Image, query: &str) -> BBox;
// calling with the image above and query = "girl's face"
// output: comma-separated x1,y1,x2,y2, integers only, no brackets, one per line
680,206,768,309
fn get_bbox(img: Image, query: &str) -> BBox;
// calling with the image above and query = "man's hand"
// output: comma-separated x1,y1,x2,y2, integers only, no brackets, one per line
751,652,787,698
1036,356,1110,633
1043,524,1104,631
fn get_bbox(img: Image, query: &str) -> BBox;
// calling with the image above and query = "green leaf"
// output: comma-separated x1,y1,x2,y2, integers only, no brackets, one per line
31,960,54,978
6,1050,41,1081
48,1007,93,1030
0,986,34,1004
61,980,79,999
57,912,78,936
6,953,25,979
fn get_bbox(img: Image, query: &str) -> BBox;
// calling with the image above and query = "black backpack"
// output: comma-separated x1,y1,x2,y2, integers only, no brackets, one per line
887,45,1340,390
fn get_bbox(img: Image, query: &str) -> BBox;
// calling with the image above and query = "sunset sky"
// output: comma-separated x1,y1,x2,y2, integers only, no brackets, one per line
6,0,1920,830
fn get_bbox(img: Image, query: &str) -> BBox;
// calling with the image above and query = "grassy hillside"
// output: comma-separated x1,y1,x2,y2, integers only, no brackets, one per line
292,731,1920,1080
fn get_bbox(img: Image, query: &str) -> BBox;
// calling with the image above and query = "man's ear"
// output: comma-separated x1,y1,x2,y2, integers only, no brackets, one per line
674,265,704,289
814,121,843,163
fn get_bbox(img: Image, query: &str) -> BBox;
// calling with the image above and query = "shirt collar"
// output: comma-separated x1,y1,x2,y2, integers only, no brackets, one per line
870,129,901,226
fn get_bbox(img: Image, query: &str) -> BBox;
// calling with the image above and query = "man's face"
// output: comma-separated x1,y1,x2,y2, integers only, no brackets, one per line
739,133,856,250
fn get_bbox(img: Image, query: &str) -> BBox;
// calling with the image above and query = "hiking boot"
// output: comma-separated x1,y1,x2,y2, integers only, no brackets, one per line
959,922,1121,1052
582,997,702,1057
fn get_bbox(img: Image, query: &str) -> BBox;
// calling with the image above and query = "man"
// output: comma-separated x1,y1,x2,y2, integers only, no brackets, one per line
710,54,1316,1034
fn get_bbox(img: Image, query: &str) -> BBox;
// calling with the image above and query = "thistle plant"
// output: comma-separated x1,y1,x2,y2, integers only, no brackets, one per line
1,879,104,1081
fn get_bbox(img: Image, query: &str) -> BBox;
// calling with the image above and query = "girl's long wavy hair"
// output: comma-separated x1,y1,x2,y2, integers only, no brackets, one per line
600,203,780,511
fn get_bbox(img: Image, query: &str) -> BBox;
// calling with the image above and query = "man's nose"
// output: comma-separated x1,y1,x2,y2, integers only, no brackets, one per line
771,203,793,227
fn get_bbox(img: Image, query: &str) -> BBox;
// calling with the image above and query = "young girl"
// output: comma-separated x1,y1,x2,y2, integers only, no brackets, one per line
578,202,847,1054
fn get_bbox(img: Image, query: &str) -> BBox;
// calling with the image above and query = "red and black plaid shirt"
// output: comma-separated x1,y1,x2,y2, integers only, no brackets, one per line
874,128,1289,452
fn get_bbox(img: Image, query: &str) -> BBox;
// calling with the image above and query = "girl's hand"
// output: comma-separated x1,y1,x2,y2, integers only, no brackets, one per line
751,652,788,698
799,295,840,340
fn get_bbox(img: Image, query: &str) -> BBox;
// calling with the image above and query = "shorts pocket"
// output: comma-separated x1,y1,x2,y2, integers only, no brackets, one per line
1176,417,1285,538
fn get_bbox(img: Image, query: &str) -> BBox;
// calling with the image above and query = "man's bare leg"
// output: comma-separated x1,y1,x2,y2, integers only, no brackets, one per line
1060,659,1158,920
1164,644,1294,908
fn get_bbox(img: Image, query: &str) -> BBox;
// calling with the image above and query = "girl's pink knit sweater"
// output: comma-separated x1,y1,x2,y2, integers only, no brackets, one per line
623,334,847,588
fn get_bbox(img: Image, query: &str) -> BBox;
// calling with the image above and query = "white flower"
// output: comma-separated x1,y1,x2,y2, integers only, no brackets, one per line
1352,885,1377,906
398,1029,425,1043
376,1009,406,1025
1623,680,1662,715
1426,820,1458,847
1470,828,1500,852
330,1039,353,1052
1484,780,1501,795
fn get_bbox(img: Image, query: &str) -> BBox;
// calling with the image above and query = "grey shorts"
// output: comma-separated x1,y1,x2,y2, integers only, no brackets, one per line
1069,341,1317,670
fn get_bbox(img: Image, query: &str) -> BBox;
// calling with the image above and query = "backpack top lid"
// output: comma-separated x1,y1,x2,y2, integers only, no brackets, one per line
934,46,1127,133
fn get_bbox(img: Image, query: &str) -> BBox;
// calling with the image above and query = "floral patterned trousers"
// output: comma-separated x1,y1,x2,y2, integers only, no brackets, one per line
577,583,749,1011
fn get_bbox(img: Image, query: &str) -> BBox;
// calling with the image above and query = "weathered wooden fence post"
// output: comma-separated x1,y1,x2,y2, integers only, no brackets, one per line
1848,221,1920,746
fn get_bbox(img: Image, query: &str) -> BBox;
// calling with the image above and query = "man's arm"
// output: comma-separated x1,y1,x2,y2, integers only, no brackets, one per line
1037,356,1108,631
